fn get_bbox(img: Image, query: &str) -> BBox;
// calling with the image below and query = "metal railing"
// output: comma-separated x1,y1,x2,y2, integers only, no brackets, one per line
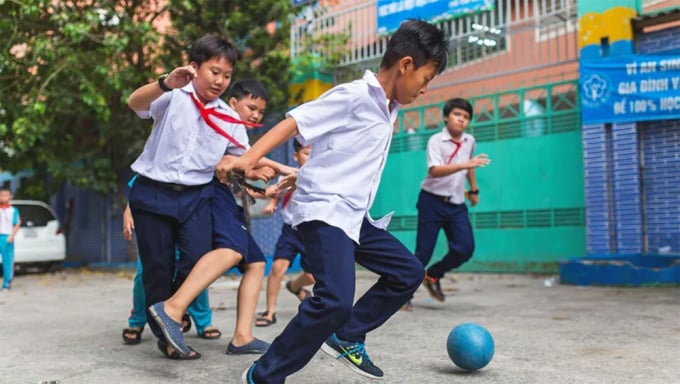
291,0,578,88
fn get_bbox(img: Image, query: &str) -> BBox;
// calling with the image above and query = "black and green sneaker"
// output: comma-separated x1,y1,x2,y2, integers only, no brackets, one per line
321,333,384,379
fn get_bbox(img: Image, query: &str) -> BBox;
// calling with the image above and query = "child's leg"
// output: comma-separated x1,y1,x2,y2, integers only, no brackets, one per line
336,218,424,343
163,248,242,322
128,258,147,328
187,289,212,336
261,258,290,321
252,221,357,382
132,209,177,340
414,191,444,268
426,203,474,279
1,235,13,289
288,271,315,294
230,261,265,347
227,231,268,352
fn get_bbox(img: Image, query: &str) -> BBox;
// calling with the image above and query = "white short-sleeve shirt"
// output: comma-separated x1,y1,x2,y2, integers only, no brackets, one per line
0,206,19,235
280,189,295,225
286,70,400,243
421,129,476,204
131,82,249,185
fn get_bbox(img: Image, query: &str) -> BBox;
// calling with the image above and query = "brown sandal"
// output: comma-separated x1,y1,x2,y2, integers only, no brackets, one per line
199,326,222,340
286,280,311,301
122,327,143,345
255,311,277,327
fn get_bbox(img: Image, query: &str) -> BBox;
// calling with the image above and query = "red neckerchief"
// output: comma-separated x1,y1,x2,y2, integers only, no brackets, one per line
446,139,463,164
281,190,294,209
0,204,11,209
189,92,262,150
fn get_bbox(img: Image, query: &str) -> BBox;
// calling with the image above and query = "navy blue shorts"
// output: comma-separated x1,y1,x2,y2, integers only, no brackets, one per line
211,180,247,255
274,223,309,272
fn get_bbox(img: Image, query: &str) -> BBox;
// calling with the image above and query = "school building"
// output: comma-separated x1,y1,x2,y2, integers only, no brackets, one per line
6,0,677,273
285,0,680,273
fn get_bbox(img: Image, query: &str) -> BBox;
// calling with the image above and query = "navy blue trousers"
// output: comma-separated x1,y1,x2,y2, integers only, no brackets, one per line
128,178,214,340
252,218,424,383
414,190,475,279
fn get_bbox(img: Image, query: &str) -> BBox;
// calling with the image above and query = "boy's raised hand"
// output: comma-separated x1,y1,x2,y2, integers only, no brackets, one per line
468,154,491,168
164,65,197,89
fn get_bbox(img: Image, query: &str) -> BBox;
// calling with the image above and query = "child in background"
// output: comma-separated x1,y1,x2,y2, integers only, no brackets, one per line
415,98,490,304
255,140,315,327
0,187,21,291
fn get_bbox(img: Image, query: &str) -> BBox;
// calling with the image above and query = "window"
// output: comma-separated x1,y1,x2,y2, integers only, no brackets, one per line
441,1,509,68
13,204,56,227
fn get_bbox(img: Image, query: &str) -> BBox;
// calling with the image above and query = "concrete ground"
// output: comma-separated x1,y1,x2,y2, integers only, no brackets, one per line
1,269,679,384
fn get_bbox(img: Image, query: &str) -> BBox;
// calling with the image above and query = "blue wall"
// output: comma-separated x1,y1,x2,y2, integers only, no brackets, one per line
583,23,680,254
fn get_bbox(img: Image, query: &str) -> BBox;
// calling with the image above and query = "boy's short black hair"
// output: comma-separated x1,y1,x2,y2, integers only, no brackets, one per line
229,79,270,103
293,139,303,152
380,19,448,74
188,35,238,68
443,98,474,119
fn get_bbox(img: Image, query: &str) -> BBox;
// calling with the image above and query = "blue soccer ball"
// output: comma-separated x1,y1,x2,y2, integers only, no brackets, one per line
446,323,495,371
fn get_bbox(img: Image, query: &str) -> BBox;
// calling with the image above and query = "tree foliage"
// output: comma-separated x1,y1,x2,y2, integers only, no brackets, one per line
0,0,294,203
0,0,167,202
164,0,293,119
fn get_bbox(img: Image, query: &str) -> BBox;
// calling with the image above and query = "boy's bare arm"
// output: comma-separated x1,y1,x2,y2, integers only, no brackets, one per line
8,217,20,243
216,117,299,181
429,154,490,178
466,168,480,206
127,66,197,113
256,158,298,176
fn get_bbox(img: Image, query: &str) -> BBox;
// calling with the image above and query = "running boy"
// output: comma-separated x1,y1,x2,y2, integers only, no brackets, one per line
255,140,315,327
217,19,450,383
416,98,490,303
0,187,20,291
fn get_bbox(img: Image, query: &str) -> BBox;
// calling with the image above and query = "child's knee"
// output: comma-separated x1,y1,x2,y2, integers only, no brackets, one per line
271,260,289,276
246,261,265,273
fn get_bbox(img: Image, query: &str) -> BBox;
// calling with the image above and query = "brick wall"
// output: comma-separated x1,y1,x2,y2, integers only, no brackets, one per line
583,24,680,254
638,24,680,253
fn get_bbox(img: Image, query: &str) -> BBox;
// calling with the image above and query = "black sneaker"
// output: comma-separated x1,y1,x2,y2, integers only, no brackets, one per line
423,275,445,302
321,333,384,379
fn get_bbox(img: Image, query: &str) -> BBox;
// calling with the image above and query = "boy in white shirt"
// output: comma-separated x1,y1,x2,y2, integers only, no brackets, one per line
216,19,450,384
416,98,490,304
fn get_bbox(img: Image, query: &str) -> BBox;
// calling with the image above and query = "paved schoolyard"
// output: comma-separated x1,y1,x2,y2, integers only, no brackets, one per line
1,268,678,384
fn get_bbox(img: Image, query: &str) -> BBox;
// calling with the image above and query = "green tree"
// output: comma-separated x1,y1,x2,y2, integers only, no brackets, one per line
0,0,167,203
0,0,295,207
164,0,293,118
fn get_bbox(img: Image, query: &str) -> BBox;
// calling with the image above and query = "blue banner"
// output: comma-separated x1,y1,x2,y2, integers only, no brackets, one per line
581,55,680,124
377,0,494,36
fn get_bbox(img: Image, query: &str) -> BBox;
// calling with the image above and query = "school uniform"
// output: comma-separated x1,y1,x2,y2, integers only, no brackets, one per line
272,189,309,272
251,71,424,383
0,204,19,289
211,178,266,271
415,129,476,278
129,82,248,340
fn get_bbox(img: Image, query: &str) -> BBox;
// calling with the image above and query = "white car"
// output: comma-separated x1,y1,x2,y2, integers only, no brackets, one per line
6,200,66,272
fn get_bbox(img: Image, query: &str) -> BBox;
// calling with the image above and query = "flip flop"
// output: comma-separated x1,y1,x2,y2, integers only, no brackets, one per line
156,340,201,360
122,327,143,345
255,311,276,327
199,327,222,340
148,302,191,357
286,280,311,301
